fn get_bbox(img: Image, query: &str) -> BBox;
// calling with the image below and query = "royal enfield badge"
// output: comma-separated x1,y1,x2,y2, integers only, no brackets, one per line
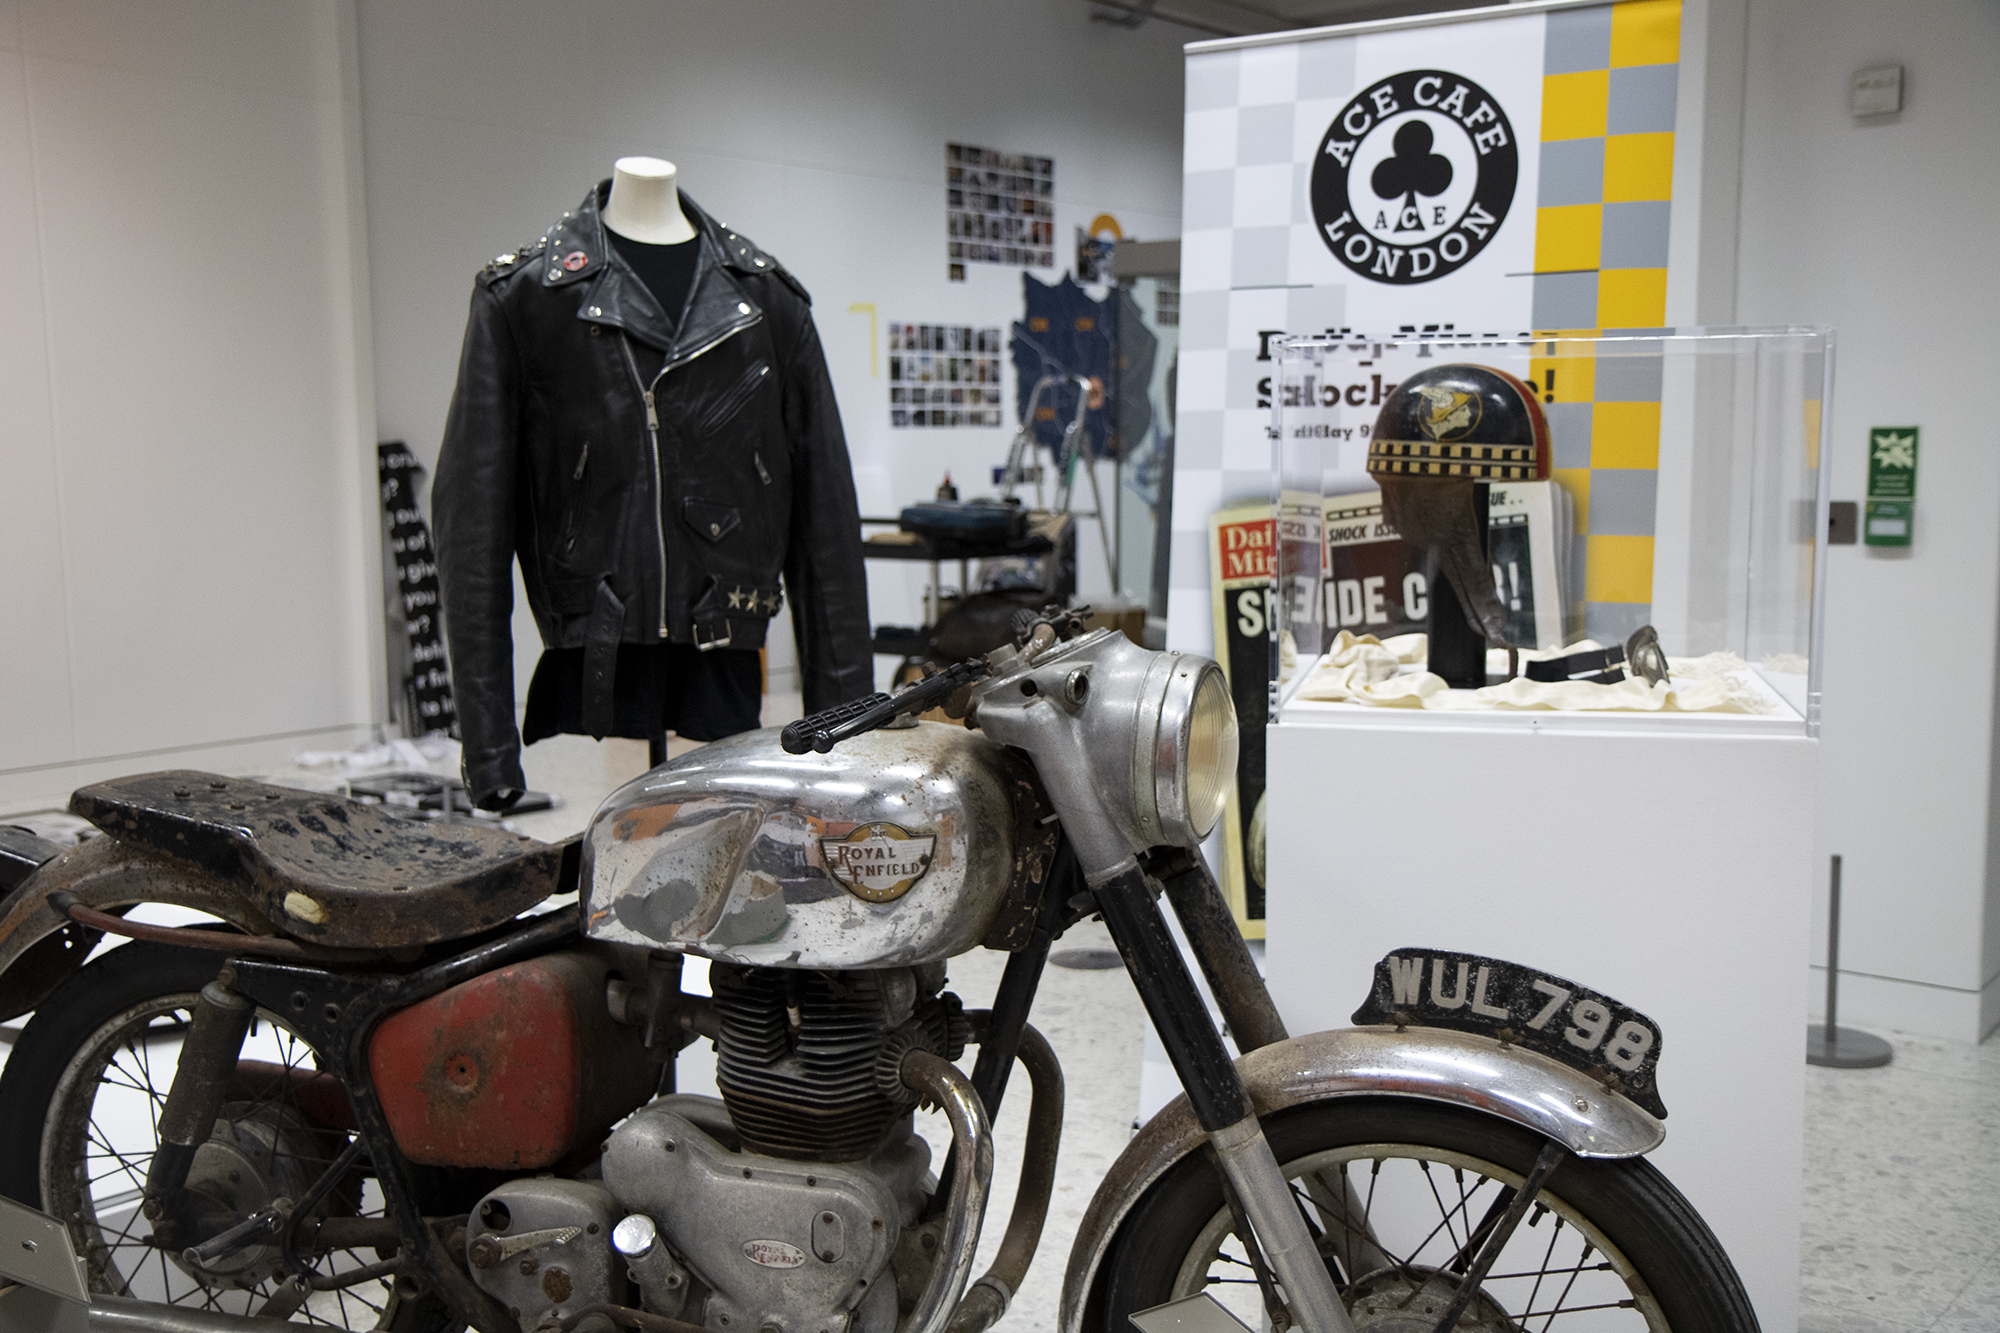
820,822,937,904
1310,70,1518,285
742,1240,806,1269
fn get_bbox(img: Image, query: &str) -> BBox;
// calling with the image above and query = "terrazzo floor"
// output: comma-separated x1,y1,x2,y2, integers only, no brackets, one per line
3,713,1997,1332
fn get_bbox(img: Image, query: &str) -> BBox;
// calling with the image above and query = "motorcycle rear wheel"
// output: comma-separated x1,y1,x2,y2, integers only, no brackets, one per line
0,942,457,1331
1099,1097,1759,1333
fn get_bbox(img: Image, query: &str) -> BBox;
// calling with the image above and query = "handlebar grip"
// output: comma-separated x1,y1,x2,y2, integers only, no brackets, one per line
781,692,895,754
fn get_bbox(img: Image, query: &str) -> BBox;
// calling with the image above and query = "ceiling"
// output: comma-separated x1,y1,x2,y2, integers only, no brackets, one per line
1086,0,1503,39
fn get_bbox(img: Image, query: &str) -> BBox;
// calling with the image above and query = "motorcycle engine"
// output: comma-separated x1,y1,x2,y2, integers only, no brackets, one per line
469,963,963,1333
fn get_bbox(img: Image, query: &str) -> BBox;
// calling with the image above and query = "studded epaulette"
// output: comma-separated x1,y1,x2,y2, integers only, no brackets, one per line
479,236,548,282
720,227,810,304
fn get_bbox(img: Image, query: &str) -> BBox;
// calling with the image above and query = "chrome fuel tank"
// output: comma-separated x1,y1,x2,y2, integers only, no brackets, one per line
581,722,1050,967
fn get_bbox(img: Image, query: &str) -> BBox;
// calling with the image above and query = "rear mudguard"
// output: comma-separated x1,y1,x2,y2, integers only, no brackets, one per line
1057,1023,1666,1333
0,835,281,1022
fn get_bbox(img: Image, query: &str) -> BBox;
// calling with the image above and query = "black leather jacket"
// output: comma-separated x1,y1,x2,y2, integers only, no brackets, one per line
433,185,871,802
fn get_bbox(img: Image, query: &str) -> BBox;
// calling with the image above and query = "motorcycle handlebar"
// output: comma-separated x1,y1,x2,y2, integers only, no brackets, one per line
779,658,990,754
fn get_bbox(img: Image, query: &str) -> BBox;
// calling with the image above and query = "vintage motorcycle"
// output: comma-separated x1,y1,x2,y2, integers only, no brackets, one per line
0,613,1757,1333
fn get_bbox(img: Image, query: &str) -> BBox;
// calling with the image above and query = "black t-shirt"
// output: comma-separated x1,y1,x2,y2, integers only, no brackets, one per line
608,229,699,326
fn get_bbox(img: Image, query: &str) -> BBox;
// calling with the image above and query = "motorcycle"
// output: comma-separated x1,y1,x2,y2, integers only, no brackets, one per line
0,612,1757,1333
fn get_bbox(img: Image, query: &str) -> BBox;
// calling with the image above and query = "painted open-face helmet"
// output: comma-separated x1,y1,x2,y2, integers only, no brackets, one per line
1367,363,1550,645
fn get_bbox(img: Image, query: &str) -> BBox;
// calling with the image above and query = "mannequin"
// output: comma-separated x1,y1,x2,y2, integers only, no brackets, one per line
433,158,873,808
603,157,697,243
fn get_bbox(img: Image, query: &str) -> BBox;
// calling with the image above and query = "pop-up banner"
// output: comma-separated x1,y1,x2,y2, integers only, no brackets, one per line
1170,0,1693,931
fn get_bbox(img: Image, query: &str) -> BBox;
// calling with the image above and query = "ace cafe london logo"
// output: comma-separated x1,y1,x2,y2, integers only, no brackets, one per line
1310,70,1519,285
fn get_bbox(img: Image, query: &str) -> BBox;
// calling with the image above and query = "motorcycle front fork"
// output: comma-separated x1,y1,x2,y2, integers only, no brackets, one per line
1089,862,1359,1333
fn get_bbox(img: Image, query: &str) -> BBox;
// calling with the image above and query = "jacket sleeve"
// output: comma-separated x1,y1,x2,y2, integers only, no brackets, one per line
432,280,529,805
779,312,874,714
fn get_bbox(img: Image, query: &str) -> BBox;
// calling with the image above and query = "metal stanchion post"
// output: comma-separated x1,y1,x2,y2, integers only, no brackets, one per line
1806,854,1893,1068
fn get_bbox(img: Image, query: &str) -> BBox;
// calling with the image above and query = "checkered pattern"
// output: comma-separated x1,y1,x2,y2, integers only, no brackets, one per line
1532,0,1681,641
1168,0,1683,659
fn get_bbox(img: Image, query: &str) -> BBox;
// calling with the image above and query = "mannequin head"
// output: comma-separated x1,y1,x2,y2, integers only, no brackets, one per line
605,156,695,244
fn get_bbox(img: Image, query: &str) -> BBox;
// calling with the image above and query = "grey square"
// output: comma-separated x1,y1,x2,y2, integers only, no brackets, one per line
1584,601,1653,643
1237,103,1296,167
1545,6,1613,75
1293,162,1313,224
1222,470,1280,507
1231,226,1291,289
1296,37,1356,101
1588,469,1659,536
1227,349,1276,410
1171,525,1213,588
1600,202,1671,268
1594,350,1664,401
1285,284,1347,339
1538,139,1604,207
1186,51,1242,112
1176,411,1225,467
1546,402,1593,468
1183,169,1237,232
1533,271,1598,328
1608,64,1679,134
1179,291,1230,350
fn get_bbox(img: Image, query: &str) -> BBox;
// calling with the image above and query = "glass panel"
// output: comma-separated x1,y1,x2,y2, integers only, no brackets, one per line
1270,327,1833,735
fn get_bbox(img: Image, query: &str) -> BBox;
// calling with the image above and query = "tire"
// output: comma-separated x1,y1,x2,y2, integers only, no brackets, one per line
1098,1097,1758,1333
0,942,457,1330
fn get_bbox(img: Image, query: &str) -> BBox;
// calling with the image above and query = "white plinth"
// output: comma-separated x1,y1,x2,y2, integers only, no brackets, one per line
1265,710,1813,1333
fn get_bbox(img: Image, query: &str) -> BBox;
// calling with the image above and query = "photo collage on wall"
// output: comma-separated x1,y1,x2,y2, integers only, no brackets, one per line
946,143,1055,281
889,324,1004,428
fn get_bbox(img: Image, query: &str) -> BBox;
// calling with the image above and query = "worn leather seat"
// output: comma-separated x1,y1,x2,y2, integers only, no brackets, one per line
69,771,573,949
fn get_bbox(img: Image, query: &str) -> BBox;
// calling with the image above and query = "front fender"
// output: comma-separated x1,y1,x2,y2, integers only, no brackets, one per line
1058,1024,1666,1333
0,834,280,1021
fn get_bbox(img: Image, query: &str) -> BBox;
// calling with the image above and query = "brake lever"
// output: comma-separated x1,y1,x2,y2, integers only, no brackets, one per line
781,658,990,754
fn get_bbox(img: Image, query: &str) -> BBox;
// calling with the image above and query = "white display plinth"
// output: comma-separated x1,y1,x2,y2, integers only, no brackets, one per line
1265,710,1813,1333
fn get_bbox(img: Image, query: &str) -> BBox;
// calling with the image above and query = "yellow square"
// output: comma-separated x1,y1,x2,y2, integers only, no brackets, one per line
1597,269,1668,327
1528,354,1594,403
1585,535,1655,603
1591,402,1662,468
1610,0,1682,67
1552,469,1591,536
1536,205,1602,273
1604,133,1675,201
1541,71,1608,140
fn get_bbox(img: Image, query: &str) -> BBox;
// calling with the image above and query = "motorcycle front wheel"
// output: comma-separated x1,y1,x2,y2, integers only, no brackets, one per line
1099,1097,1759,1333
0,942,457,1331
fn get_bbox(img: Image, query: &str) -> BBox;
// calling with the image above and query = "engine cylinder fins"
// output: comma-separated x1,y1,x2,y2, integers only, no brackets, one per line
710,964,963,1161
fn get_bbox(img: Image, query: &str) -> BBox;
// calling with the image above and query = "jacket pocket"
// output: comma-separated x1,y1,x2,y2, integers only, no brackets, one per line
696,359,771,434
683,497,741,543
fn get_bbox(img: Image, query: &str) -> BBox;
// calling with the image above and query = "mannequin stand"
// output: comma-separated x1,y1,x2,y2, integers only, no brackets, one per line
649,734,668,769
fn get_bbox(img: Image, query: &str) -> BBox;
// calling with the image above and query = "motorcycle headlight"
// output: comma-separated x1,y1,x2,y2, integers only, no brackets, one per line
1140,657,1240,846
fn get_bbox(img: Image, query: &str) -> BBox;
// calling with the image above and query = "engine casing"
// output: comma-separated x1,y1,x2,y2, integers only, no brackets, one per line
581,723,1051,968
604,1095,930,1333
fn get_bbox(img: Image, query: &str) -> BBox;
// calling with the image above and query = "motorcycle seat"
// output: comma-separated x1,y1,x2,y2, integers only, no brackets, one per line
68,771,572,950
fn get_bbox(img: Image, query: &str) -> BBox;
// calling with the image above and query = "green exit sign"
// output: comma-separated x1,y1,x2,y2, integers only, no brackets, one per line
1865,426,1918,546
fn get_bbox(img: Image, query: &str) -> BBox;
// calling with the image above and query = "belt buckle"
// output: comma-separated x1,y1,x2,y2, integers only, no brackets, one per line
693,621,733,653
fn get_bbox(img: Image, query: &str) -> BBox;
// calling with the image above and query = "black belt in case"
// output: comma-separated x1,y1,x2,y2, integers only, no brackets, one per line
1523,626,1669,687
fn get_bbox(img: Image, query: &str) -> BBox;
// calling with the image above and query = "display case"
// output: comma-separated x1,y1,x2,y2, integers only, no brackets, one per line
1270,328,1834,736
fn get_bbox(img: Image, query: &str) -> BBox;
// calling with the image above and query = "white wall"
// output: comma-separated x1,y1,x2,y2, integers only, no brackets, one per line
1735,0,2000,1039
354,0,1187,699
0,0,381,814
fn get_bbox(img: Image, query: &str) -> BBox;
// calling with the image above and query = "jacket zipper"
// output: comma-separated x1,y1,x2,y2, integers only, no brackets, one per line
697,360,772,434
618,315,761,638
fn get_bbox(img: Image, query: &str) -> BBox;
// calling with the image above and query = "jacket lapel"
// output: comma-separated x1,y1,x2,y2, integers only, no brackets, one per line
549,183,760,360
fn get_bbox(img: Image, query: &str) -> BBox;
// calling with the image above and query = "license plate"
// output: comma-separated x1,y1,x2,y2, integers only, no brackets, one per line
1351,948,1668,1119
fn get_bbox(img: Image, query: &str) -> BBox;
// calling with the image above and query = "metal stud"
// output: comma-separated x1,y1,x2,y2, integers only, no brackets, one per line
589,306,602,317
737,302,751,315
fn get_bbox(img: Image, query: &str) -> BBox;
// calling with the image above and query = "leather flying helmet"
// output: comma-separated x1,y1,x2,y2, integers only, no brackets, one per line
1367,363,1550,645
